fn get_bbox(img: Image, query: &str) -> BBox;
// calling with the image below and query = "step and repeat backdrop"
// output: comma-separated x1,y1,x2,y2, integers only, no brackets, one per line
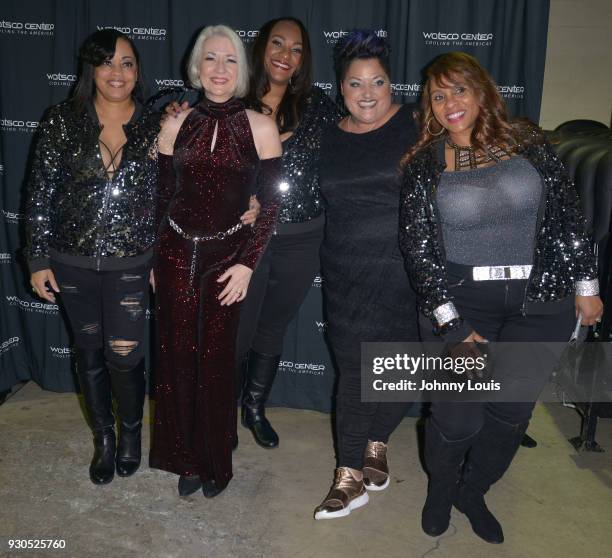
0,0,550,411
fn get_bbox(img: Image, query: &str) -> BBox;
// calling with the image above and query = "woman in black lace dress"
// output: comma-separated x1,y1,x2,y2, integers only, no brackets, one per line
313,30,419,520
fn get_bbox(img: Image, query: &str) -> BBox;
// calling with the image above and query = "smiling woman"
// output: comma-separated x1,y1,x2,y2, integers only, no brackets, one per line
24,29,160,486
150,24,283,499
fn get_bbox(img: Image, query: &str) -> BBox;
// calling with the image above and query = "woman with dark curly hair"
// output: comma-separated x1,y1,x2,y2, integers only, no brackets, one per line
313,30,419,520
399,52,602,543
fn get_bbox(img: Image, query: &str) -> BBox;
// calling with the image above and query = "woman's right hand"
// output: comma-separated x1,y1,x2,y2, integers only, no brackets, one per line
30,269,59,303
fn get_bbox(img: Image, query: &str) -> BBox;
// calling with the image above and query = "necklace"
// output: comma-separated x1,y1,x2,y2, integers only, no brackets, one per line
445,138,509,170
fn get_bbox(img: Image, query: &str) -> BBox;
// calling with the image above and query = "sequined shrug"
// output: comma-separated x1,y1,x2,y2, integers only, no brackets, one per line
399,135,599,337
24,100,160,272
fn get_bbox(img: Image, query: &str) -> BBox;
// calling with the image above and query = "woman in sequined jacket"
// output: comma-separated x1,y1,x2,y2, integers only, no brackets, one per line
236,18,340,449
25,30,160,485
399,52,603,544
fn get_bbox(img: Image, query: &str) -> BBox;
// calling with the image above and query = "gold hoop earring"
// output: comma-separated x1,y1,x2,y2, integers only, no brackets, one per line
426,117,445,136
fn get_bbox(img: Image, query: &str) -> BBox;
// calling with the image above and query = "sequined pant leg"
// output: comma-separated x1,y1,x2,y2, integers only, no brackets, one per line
151,226,241,488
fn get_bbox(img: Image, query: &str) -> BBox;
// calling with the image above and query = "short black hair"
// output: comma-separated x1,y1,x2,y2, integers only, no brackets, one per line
333,29,391,83
72,29,146,113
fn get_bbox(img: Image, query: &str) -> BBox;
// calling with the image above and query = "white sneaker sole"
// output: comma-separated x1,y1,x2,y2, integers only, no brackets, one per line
364,474,390,491
314,492,369,520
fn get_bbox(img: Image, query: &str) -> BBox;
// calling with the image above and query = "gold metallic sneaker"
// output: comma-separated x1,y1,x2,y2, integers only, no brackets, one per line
313,467,369,520
363,440,389,491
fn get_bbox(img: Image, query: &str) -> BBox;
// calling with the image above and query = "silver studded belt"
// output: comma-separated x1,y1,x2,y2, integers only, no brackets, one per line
472,265,532,281
167,216,243,296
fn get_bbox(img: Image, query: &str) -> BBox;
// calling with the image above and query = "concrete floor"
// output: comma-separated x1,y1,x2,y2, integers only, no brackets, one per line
0,382,611,558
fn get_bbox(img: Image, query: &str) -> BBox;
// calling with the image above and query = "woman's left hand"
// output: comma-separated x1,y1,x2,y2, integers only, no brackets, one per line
240,195,261,226
217,264,252,305
575,295,604,326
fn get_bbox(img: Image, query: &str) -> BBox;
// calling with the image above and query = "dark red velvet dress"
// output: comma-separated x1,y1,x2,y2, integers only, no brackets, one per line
150,98,280,489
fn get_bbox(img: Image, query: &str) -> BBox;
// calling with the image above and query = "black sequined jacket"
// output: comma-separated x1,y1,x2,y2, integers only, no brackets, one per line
399,136,599,338
25,100,160,272
274,87,342,229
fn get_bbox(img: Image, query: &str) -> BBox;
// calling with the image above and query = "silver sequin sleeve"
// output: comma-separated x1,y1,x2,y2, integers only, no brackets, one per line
24,106,66,272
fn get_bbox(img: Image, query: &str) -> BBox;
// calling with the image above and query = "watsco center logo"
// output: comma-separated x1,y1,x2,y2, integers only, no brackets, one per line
0,21,54,36
6,295,59,315
315,320,327,333
314,82,333,92
312,275,323,288
0,337,20,355
279,360,326,376
423,31,493,47
0,253,12,264
497,84,525,99
48,72,77,87
391,83,422,97
154,78,185,88
235,29,259,43
0,118,39,133
2,209,23,225
96,25,167,41
324,29,387,44
0,163,4,174
50,346,74,359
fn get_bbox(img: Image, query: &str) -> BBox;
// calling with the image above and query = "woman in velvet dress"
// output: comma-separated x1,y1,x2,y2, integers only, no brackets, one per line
150,25,282,498
314,31,419,519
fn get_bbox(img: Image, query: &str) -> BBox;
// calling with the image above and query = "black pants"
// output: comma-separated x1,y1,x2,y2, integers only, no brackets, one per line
334,345,411,469
51,262,150,370
236,227,324,359
428,262,575,440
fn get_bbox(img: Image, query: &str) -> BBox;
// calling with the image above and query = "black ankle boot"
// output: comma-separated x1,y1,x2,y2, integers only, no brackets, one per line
241,351,280,448
90,427,116,484
421,420,476,537
202,479,225,498
109,360,145,477
178,475,202,496
76,348,116,485
454,414,529,544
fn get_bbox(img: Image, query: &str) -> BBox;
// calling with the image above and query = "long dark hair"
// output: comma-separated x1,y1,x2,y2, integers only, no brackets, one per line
245,17,313,134
72,29,146,113
401,52,540,166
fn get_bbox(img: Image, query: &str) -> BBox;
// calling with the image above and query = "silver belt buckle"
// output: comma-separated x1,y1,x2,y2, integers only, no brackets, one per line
472,265,532,281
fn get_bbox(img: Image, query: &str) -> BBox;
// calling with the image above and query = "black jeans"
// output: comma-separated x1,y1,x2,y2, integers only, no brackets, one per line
236,226,324,358
51,262,150,370
428,262,575,440
334,345,410,469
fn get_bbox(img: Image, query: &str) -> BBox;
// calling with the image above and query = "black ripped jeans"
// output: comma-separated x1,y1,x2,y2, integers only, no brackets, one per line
51,262,150,369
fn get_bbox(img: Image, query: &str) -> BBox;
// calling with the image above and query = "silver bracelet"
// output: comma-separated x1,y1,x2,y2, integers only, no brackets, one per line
575,278,599,296
433,301,459,326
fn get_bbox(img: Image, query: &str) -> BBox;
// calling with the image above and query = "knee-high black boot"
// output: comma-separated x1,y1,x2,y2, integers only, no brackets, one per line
108,359,145,477
75,348,115,485
454,413,529,544
421,419,476,537
241,350,280,448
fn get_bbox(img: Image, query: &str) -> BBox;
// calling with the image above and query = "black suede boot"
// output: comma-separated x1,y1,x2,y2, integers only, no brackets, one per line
241,351,280,448
109,360,146,477
421,419,476,537
75,348,116,485
454,414,529,544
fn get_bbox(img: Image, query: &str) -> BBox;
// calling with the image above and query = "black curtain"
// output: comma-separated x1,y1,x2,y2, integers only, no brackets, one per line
0,0,550,411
